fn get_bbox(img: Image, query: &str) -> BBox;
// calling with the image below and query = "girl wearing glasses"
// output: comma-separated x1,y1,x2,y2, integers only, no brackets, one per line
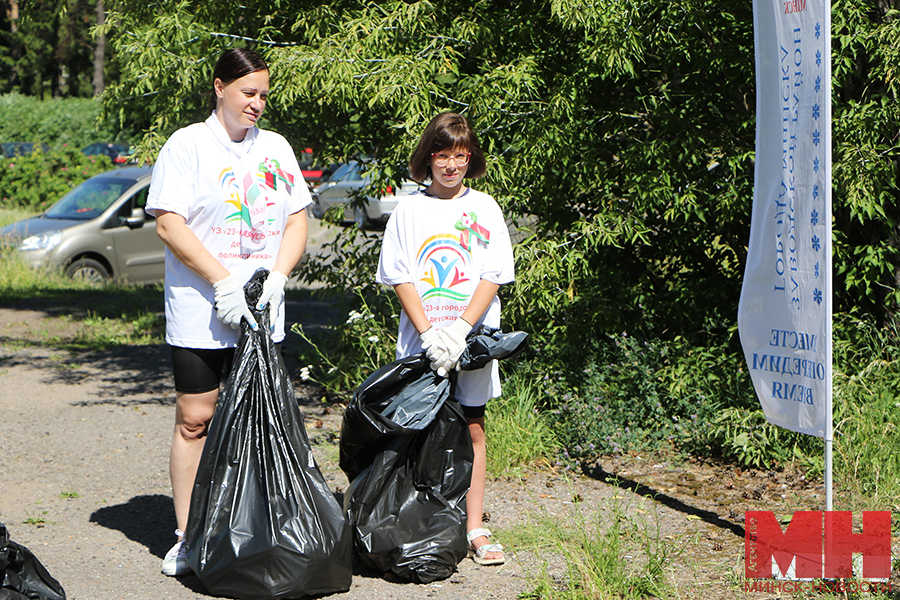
377,112,515,566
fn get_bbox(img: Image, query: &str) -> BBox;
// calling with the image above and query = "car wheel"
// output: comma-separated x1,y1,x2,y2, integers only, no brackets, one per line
353,205,368,229
66,258,110,284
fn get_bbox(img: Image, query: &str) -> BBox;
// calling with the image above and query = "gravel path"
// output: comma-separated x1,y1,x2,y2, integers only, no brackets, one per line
0,296,834,600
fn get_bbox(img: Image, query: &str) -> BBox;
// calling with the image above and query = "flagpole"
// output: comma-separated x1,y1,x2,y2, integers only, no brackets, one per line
824,0,834,513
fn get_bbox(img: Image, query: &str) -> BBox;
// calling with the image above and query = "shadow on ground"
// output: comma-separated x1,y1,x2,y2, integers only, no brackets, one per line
585,462,746,539
90,494,208,594
0,341,173,406
90,494,176,559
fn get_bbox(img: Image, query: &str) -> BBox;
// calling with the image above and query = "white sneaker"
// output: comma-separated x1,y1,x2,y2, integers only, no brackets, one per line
161,529,190,576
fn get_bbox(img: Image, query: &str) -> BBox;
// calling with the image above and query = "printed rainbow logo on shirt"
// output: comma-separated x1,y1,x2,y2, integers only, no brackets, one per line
219,166,278,229
417,234,472,302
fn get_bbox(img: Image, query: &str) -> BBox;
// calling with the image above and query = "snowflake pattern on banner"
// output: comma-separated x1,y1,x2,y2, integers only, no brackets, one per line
810,21,825,307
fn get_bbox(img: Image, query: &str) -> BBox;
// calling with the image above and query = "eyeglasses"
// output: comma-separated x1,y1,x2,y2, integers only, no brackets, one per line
431,152,471,168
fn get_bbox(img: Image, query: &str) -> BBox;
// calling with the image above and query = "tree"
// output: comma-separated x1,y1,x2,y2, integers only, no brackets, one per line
0,0,107,97
91,0,104,95
100,0,900,357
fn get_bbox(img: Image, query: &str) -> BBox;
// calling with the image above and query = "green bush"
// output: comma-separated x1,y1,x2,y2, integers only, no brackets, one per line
706,407,820,472
0,93,133,150
543,333,728,467
546,334,673,464
659,335,820,471
0,148,114,211
292,289,399,397
541,329,825,472
292,226,407,396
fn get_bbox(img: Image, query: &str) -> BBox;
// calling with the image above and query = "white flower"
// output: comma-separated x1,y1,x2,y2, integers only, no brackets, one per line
367,335,379,342
299,366,312,381
346,310,363,324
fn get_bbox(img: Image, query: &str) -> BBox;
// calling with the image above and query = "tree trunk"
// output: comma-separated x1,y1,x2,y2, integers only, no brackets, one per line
92,0,105,96
7,0,17,32
7,0,19,89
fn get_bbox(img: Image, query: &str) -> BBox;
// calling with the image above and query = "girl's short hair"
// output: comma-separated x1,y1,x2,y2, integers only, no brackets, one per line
209,48,268,111
409,112,487,182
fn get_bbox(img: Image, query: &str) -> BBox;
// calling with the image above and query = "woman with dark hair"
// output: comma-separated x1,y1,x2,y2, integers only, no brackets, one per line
146,47,311,577
377,112,514,566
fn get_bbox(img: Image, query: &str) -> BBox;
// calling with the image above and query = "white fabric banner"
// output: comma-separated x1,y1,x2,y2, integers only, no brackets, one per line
738,0,832,438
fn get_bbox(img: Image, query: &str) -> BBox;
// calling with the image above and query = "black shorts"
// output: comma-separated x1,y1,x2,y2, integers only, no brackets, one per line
170,344,284,393
170,346,236,394
460,403,486,419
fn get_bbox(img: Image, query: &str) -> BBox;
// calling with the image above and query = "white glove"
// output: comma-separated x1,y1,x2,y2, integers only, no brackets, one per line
439,317,472,371
256,271,289,326
419,327,450,378
213,275,258,330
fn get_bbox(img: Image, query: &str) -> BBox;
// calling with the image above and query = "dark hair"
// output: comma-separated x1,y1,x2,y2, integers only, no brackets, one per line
208,48,268,111
408,112,486,182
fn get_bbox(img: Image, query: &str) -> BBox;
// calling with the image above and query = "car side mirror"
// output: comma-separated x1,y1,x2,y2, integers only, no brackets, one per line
125,207,146,229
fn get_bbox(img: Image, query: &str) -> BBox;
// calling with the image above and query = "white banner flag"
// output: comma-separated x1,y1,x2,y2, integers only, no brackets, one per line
738,0,832,438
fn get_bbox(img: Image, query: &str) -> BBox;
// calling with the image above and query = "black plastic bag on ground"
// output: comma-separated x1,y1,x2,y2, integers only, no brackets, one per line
185,269,352,599
340,328,528,583
0,522,66,600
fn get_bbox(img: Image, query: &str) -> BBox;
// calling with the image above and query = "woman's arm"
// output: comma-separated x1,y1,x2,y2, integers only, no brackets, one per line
155,211,229,284
270,209,308,276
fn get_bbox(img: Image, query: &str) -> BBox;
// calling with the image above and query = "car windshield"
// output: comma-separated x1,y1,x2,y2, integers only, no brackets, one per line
329,162,364,183
44,178,132,220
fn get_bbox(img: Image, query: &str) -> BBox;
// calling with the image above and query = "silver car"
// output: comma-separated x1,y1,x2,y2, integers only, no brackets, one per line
0,165,165,284
310,161,422,227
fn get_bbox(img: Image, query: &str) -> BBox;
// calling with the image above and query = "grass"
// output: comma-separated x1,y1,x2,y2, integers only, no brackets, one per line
0,239,166,350
507,485,691,599
0,206,39,228
830,314,900,512
22,511,50,526
487,369,560,477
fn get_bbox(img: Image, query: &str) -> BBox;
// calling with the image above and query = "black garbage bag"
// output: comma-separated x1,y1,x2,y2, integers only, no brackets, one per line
0,522,66,600
340,328,528,583
185,269,352,599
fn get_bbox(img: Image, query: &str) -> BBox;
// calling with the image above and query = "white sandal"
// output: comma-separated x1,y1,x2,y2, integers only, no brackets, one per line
466,527,506,566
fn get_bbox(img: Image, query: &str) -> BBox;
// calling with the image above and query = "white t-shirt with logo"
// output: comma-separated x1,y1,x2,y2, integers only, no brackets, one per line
377,188,515,404
147,113,311,348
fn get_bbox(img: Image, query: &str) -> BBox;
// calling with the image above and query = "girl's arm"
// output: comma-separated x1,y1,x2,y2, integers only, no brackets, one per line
461,280,501,327
393,282,432,334
155,211,229,284
441,278,502,367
